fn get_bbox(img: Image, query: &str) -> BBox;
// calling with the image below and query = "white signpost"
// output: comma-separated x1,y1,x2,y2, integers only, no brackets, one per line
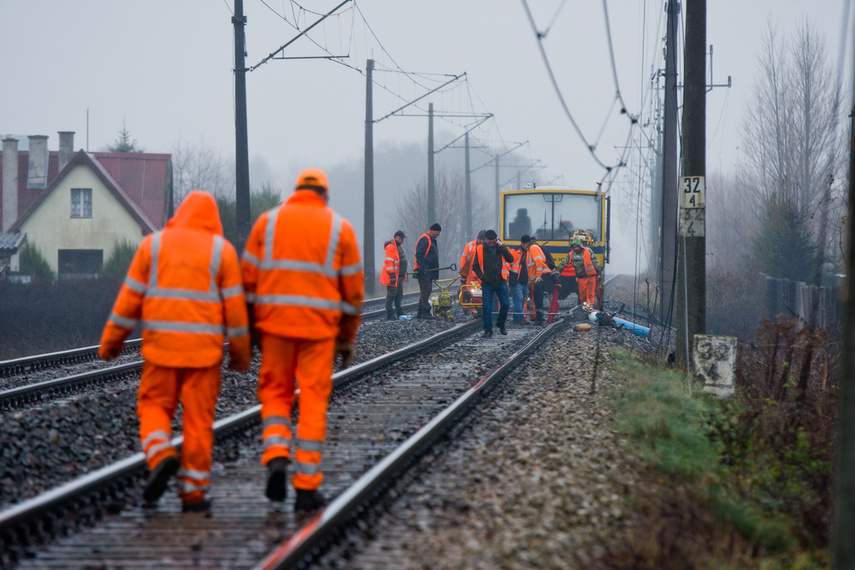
680,175,706,237
693,335,737,397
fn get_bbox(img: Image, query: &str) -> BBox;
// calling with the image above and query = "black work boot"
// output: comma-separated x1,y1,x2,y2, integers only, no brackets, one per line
143,455,179,504
294,489,326,512
265,457,290,502
416,307,423,319
182,498,212,513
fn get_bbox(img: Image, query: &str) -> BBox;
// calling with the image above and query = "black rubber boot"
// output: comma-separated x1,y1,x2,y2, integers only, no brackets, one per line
265,457,290,502
143,455,179,504
294,489,326,512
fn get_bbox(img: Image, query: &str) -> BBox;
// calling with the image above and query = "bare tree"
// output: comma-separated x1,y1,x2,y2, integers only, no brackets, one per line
705,171,756,272
738,20,846,281
171,137,234,203
393,169,493,274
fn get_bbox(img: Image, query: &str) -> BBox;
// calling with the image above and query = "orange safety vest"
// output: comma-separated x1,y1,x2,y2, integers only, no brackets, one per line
525,244,551,280
241,190,364,342
99,191,250,368
570,248,597,277
380,241,401,287
459,240,477,274
510,248,523,276
474,243,511,282
413,232,432,270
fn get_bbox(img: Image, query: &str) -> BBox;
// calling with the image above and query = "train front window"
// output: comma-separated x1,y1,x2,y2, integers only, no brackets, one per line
504,192,601,242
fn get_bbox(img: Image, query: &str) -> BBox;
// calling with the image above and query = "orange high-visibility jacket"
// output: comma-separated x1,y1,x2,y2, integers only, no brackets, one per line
241,190,364,343
99,191,251,368
458,240,477,277
525,244,552,280
380,241,400,287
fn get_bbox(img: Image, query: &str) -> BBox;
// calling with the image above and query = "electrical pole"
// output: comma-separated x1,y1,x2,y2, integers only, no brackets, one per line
364,59,375,296
494,155,500,228
233,0,251,252
676,0,706,369
465,132,472,238
832,28,855,569
427,103,435,226
660,0,680,326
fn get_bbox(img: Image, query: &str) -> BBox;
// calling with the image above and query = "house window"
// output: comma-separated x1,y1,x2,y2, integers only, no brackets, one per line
71,188,93,218
58,249,103,279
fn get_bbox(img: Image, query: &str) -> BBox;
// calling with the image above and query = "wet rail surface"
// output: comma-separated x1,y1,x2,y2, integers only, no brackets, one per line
4,318,570,569
0,293,421,408
0,292,419,383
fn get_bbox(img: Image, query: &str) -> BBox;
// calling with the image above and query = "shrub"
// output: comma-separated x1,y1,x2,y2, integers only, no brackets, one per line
18,242,53,281
102,239,138,280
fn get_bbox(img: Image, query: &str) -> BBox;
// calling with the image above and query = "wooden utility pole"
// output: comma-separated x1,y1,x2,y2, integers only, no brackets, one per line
364,59,375,296
832,44,855,570
676,0,706,368
233,0,251,252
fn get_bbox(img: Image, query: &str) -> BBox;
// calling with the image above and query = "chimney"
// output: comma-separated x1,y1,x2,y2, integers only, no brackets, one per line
58,131,75,171
2,136,19,233
27,135,49,189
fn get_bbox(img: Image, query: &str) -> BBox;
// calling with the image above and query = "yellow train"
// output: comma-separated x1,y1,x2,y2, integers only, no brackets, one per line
500,187,610,301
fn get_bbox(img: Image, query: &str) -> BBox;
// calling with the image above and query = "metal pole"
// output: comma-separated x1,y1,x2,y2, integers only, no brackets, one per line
494,155,500,228
427,103,435,226
832,16,855,567
233,0,251,252
660,0,680,326
676,0,706,370
465,132,472,238
364,59,375,296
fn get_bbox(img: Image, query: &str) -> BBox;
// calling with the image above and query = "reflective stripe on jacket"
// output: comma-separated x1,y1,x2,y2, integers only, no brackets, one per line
380,241,400,287
413,232,437,273
559,247,600,278
241,190,364,342
474,243,513,286
525,244,551,280
99,191,250,368
458,240,477,277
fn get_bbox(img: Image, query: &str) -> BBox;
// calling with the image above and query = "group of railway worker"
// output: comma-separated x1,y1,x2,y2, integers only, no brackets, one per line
98,168,363,514
380,226,602,335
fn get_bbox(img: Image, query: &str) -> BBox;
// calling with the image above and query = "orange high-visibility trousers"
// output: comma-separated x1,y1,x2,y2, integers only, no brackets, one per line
258,334,335,491
577,276,598,306
138,361,221,505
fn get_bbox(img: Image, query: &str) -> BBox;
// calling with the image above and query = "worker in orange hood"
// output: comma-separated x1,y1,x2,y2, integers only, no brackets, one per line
99,190,251,513
242,168,364,512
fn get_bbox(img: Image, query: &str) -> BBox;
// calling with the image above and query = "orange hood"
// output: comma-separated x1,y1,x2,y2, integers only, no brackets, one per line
165,190,224,236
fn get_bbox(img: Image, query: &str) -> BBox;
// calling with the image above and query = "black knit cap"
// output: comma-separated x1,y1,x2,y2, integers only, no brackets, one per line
484,229,498,239
520,234,532,244
430,223,442,231
394,230,406,238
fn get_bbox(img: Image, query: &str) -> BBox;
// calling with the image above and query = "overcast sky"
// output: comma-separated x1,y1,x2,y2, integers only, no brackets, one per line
1,1,851,270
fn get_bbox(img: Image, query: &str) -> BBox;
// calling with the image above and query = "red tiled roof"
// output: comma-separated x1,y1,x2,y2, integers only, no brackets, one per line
0,150,172,230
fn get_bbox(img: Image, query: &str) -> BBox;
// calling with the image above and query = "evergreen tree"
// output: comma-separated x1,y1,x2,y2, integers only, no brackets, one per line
19,242,53,281
102,239,138,280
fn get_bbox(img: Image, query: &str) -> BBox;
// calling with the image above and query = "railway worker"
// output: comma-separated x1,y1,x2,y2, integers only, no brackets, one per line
381,230,407,320
519,234,554,325
472,230,514,337
98,190,251,513
242,168,363,513
507,246,528,324
458,230,486,285
556,237,602,307
413,223,441,319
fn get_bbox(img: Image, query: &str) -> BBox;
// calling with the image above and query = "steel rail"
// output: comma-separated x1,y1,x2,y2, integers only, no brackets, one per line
0,292,420,378
0,319,479,555
254,316,571,570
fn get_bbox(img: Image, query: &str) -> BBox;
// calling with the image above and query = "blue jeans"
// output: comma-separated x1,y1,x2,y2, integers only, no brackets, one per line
509,283,526,322
482,283,510,331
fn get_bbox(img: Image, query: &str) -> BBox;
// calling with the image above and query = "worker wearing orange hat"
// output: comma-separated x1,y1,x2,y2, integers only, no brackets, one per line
99,190,251,513
242,168,364,512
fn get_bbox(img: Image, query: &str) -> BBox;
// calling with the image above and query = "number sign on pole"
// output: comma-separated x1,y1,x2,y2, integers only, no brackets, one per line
680,175,706,237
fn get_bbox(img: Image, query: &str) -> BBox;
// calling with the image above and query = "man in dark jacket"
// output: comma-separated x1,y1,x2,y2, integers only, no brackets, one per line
414,223,441,319
472,229,514,337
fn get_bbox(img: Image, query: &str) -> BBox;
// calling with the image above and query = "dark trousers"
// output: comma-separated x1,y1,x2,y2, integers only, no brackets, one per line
482,283,510,331
417,278,433,316
531,279,548,322
385,285,403,319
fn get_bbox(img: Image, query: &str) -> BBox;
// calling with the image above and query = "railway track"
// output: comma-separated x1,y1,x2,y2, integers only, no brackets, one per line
1,314,574,569
0,293,421,409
